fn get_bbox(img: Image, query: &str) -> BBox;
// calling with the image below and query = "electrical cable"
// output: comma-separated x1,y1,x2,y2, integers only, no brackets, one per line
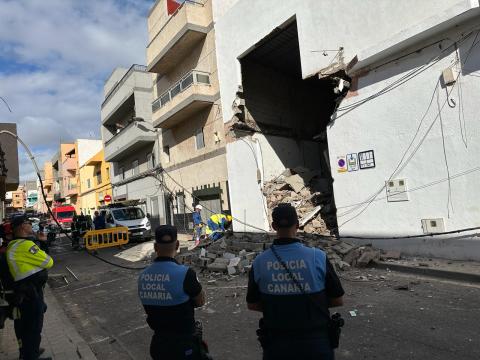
334,29,479,118
436,84,454,218
0,130,148,271
336,31,480,227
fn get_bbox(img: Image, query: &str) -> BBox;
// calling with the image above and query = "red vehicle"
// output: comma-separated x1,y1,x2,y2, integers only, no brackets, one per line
51,205,76,230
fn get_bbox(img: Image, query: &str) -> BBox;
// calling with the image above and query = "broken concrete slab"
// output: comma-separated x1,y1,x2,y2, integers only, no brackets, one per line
299,205,322,227
285,174,307,193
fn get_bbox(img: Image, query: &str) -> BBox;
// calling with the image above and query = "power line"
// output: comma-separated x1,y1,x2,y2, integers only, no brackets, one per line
336,30,480,228
335,29,479,116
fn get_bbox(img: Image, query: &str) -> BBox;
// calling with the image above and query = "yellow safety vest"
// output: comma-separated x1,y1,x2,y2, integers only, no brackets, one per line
205,214,228,235
6,239,54,282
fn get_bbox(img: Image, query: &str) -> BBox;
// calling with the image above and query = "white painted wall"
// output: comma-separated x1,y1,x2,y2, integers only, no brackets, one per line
76,139,103,168
213,0,467,124
329,20,480,236
214,0,480,239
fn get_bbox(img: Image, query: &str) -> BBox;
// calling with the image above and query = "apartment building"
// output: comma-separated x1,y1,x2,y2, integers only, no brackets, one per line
0,123,19,219
147,0,230,231
78,149,113,215
47,140,102,211
101,65,165,228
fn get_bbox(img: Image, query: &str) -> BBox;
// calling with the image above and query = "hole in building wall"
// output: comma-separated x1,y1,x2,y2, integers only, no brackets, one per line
237,20,350,235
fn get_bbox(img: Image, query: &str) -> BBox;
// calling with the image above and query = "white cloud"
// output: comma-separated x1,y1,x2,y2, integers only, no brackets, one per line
0,0,153,180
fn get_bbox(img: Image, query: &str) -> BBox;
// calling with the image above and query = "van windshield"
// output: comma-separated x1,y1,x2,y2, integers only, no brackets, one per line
56,211,75,219
112,208,145,221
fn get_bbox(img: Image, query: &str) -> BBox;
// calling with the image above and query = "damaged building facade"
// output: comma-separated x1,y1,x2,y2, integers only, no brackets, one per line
213,0,480,258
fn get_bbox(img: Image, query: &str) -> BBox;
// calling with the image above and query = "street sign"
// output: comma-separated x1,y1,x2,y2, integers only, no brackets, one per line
104,194,112,202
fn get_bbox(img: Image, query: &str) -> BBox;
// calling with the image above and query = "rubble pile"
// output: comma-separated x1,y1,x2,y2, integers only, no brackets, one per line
176,233,394,274
262,167,337,235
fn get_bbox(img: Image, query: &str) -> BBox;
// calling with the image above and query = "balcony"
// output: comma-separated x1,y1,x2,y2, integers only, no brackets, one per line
152,70,217,128
101,65,149,125
63,156,76,173
147,0,212,74
104,121,157,162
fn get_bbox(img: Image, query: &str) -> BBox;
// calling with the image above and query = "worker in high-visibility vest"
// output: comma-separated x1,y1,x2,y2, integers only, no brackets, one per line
6,215,53,360
205,214,233,241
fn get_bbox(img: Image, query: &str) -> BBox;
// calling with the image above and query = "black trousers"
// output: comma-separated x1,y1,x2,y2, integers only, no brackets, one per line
150,333,202,360
14,295,45,360
263,336,334,360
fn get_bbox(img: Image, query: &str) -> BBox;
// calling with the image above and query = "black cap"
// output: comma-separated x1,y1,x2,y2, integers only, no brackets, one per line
272,203,298,228
155,225,177,244
11,215,29,230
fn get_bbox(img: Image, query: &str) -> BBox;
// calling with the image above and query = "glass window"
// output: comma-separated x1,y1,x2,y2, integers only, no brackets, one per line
195,128,205,150
196,73,210,84
87,179,91,189
132,160,139,176
96,171,102,185
163,146,170,163
112,207,145,221
147,153,156,169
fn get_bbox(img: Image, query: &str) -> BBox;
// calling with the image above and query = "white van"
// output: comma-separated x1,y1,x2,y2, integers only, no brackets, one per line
101,203,152,241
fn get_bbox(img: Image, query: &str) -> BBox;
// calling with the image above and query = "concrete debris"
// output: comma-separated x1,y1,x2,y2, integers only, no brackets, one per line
177,232,388,274
263,167,336,235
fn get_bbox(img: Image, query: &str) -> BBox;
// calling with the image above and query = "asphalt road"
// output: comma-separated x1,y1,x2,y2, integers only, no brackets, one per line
47,237,480,360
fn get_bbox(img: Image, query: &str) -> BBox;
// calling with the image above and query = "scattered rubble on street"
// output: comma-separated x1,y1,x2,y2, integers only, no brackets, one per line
176,232,389,275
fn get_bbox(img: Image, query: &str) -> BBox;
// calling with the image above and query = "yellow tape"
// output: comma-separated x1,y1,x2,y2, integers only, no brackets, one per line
83,227,129,250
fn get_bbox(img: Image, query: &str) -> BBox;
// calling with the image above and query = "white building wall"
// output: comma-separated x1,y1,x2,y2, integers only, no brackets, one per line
214,0,480,238
330,20,480,237
213,0,467,124
77,139,103,168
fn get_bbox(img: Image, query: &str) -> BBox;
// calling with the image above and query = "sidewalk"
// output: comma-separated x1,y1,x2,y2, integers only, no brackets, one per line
374,257,480,283
0,286,97,360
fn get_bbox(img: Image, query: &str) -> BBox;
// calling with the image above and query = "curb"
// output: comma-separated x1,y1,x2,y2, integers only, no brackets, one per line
44,285,98,360
373,261,480,283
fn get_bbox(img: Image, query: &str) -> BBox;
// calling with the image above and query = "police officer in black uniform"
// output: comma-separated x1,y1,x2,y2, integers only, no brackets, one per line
247,203,345,360
138,225,206,359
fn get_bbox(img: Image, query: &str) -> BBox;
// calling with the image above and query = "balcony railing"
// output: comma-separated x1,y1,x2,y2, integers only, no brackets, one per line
152,70,211,112
102,64,147,108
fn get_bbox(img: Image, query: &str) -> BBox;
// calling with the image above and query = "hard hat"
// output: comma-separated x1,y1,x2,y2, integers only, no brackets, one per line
226,215,233,222
195,204,203,210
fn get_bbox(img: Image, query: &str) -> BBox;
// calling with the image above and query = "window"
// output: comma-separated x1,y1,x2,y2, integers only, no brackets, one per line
119,166,125,180
132,160,139,176
96,171,102,185
87,179,91,189
106,167,110,180
195,128,205,150
163,146,170,163
147,153,156,169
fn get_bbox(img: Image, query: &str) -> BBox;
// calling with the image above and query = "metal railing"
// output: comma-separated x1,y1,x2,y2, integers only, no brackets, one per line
152,70,211,112
102,64,147,108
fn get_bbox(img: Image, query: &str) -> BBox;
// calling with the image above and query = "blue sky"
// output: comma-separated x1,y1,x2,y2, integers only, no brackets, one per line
0,0,153,180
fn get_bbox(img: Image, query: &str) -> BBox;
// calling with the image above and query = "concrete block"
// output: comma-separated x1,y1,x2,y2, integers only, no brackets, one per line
227,266,237,275
228,257,241,268
223,252,236,260
207,262,228,272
